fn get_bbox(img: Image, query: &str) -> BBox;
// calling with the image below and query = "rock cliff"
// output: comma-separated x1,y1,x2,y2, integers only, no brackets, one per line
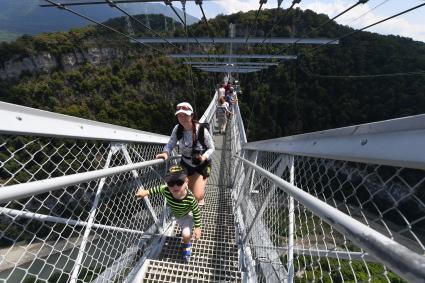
0,47,123,80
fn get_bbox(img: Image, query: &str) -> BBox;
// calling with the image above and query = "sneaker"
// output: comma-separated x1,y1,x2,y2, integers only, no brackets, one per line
198,198,205,207
181,242,192,263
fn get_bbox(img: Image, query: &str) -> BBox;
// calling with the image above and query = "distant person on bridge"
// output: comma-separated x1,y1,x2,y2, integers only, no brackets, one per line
225,89,237,114
136,165,201,263
218,84,226,98
155,102,215,207
216,96,233,134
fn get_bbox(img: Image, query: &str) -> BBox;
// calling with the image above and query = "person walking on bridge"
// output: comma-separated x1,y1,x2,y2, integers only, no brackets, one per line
136,165,202,263
155,102,215,207
216,96,233,134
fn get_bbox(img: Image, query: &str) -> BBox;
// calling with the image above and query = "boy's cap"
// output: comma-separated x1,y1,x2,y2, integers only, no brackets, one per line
165,165,188,182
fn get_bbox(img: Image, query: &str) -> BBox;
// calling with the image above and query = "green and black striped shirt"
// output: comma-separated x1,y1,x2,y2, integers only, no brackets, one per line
148,185,202,228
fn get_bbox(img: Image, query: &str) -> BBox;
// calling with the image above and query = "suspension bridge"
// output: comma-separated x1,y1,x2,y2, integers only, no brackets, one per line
1,90,424,282
1,0,425,282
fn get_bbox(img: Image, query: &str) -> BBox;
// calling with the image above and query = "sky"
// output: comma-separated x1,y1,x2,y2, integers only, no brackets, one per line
179,0,425,42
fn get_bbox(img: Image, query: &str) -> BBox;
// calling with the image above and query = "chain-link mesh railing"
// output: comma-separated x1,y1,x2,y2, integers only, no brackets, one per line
229,109,425,282
0,137,172,282
0,102,177,283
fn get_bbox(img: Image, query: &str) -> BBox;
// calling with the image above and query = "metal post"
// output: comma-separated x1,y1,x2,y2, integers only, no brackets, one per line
121,145,161,230
70,145,115,283
235,155,425,282
242,156,285,245
249,151,258,193
235,166,253,209
228,23,235,81
287,156,295,283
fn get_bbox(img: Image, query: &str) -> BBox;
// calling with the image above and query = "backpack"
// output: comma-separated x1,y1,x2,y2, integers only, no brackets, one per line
176,122,210,152
225,93,232,105
216,104,227,118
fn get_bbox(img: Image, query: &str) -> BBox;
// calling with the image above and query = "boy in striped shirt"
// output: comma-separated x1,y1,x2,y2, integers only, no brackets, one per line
135,165,202,262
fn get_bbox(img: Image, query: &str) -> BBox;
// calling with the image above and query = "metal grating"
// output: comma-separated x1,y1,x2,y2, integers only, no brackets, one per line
173,219,236,243
157,237,239,271
143,260,242,282
142,133,242,282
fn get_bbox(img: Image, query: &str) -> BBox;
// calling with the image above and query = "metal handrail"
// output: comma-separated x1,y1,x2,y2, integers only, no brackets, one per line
244,114,425,170
0,156,180,204
235,155,425,283
199,90,219,124
0,101,170,143
234,102,247,144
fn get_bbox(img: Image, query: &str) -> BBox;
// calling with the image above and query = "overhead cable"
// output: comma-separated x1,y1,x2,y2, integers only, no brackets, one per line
299,62,425,79
104,0,184,51
195,0,220,89
165,0,204,49
309,2,425,53
105,0,207,92
346,0,391,26
245,0,301,137
259,0,301,46
275,0,369,56
243,0,267,46
43,0,164,54
195,0,216,46
165,0,198,113
236,1,267,67
298,2,425,79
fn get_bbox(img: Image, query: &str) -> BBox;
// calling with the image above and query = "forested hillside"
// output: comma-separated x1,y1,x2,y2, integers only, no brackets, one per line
192,9,425,140
0,14,212,135
0,8,424,141
0,1,198,42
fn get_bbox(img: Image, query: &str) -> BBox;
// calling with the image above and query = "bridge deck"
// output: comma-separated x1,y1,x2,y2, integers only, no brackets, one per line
141,131,243,282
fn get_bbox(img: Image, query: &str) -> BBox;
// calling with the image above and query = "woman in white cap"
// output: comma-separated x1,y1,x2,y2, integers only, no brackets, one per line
155,102,215,206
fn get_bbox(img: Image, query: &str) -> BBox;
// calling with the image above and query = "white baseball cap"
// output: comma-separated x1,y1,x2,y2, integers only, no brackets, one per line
175,102,193,116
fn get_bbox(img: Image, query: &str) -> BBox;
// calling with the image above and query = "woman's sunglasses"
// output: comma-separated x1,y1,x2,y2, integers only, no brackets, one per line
176,106,191,111
167,179,185,187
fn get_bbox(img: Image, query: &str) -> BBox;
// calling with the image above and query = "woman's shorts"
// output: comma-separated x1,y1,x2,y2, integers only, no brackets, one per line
181,159,211,179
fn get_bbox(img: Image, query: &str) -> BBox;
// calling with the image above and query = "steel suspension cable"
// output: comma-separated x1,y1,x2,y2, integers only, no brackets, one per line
308,2,425,53
237,0,266,58
165,0,198,113
298,59,425,79
109,0,215,103
346,0,391,26
274,0,369,57
297,2,425,78
165,1,205,50
43,0,164,54
259,0,301,46
232,0,267,84
196,0,216,46
245,1,299,137
104,0,184,51
196,0,221,90
245,1,266,46
242,1,276,137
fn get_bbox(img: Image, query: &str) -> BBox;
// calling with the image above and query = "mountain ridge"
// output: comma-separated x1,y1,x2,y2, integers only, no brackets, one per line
0,1,199,42
0,7,424,140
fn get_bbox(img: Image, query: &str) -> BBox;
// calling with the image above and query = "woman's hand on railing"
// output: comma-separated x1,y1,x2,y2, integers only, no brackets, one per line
193,227,202,240
155,152,168,160
135,187,149,200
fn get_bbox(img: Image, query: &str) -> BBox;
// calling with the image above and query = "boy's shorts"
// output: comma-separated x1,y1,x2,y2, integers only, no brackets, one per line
176,212,193,232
